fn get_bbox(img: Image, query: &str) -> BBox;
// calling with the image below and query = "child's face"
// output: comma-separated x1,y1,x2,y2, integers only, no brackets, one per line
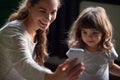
81,28,102,50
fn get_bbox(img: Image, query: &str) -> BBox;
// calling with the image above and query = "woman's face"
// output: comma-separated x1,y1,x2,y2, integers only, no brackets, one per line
28,0,59,31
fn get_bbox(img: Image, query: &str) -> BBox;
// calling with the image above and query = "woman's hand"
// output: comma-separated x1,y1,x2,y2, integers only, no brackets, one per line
45,58,85,80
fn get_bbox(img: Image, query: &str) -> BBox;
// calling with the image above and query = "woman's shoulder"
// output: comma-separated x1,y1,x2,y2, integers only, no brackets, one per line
6,20,24,29
0,20,25,33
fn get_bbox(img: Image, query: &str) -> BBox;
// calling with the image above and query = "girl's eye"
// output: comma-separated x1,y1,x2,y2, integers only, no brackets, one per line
82,31,87,34
92,31,99,35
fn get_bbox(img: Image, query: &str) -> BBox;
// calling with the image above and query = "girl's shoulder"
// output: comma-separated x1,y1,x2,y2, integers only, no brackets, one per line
104,47,118,60
109,47,118,60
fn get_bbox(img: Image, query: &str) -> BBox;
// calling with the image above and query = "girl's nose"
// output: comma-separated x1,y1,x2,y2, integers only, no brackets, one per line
87,34,93,38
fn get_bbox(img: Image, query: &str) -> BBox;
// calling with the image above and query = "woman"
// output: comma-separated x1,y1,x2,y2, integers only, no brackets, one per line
0,0,84,80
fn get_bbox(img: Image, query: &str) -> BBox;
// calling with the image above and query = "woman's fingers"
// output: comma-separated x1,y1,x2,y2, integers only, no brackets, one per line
58,58,77,71
69,62,85,78
64,58,78,72
57,59,70,71
55,59,85,80
65,59,85,80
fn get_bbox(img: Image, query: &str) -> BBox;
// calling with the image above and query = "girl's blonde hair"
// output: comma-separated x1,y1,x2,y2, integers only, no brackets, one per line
7,0,60,66
68,7,114,53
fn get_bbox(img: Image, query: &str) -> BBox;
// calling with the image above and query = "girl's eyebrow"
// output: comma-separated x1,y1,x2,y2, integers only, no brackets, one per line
81,29,85,31
92,29,100,32
81,28,99,31
92,29,98,31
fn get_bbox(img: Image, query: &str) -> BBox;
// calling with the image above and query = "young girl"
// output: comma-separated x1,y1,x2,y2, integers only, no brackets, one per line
0,0,84,80
68,6,120,80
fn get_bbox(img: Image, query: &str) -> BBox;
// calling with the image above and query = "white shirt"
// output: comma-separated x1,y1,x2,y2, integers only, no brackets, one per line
78,48,118,80
0,20,52,80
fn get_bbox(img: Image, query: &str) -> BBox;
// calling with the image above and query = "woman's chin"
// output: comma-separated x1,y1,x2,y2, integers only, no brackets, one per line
39,26,48,31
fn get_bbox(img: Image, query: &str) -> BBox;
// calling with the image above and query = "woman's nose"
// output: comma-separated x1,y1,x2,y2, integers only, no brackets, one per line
45,13,52,21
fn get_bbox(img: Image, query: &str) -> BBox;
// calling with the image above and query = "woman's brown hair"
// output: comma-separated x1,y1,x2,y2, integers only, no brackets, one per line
7,0,61,66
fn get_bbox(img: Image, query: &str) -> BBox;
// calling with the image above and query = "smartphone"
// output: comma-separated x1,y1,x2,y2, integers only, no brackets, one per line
66,48,84,64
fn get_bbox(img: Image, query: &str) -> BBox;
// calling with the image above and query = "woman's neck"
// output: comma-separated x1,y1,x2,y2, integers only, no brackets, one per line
23,19,37,43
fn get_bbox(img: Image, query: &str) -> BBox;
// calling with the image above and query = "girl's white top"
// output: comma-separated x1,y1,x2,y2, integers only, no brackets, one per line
78,48,118,80
0,20,52,80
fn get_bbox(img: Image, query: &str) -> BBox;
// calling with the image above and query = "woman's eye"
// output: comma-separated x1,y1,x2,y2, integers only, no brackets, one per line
41,11,45,13
51,11,57,15
39,10,46,13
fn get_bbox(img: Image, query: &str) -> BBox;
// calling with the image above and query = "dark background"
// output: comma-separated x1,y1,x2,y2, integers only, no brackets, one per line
0,0,120,79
